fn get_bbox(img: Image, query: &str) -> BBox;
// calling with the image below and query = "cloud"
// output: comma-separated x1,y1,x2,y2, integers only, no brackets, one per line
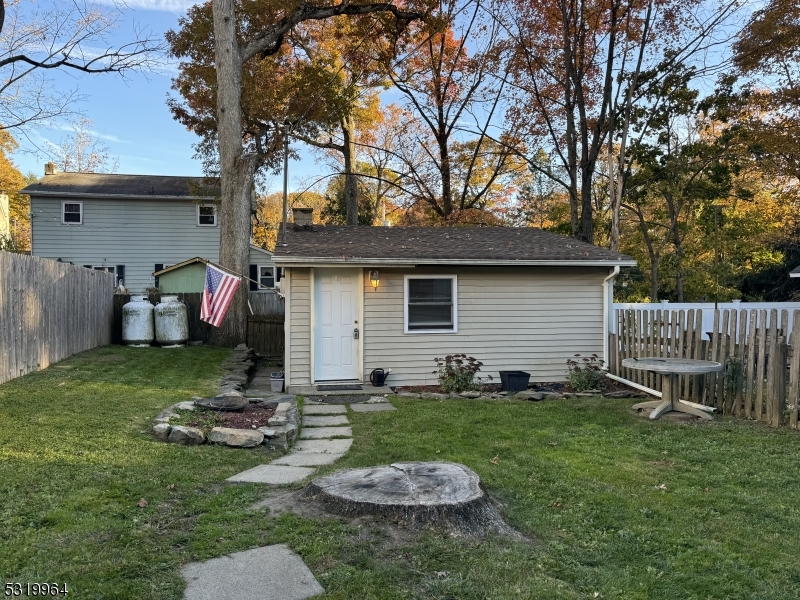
96,0,201,13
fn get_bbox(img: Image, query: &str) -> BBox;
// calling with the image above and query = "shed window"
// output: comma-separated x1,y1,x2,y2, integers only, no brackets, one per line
404,275,457,333
62,202,82,224
197,205,217,226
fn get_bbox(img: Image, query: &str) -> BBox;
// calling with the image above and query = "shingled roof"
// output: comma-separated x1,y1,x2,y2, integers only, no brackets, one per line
21,172,219,199
272,226,636,266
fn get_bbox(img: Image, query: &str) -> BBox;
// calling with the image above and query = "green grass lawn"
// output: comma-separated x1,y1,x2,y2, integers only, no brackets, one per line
2,346,800,599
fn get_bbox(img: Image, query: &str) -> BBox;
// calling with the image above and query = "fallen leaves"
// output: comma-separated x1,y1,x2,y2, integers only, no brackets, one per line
490,455,499,465
137,498,148,508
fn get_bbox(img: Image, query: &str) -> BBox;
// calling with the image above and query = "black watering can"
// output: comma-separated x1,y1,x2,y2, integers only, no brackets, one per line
370,368,388,387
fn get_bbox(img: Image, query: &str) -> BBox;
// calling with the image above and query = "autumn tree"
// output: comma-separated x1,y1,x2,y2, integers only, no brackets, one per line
0,131,31,251
732,0,800,182
253,190,327,250
387,0,526,223
0,1,161,133
497,0,741,245
184,0,425,345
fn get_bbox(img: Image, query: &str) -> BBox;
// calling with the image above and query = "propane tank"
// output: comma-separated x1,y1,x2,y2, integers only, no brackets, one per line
154,295,188,348
122,296,155,347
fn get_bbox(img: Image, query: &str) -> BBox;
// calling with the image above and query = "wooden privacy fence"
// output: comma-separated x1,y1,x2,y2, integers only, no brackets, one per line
112,293,284,355
248,291,284,316
610,308,799,428
0,252,114,384
246,315,284,357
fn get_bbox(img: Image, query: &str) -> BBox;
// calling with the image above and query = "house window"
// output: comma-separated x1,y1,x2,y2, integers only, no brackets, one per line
197,204,217,226
62,201,82,224
258,265,275,289
86,265,125,287
404,275,457,333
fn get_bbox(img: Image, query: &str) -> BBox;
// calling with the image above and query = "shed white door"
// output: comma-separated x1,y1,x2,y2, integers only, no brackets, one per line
314,268,360,381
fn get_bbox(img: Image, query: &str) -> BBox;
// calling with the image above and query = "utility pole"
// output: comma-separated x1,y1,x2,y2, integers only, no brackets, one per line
280,121,289,246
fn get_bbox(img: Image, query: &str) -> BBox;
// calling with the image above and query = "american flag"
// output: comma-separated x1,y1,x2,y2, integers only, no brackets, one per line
200,263,241,327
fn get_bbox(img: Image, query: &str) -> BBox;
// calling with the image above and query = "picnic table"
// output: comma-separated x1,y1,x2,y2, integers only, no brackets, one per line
622,357,722,421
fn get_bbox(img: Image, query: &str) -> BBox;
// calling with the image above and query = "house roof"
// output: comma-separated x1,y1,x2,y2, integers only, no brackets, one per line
153,257,208,276
21,172,220,200
790,265,800,278
152,246,274,276
272,226,636,267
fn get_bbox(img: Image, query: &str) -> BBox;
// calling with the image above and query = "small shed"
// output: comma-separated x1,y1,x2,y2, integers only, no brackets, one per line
153,245,277,293
272,224,636,392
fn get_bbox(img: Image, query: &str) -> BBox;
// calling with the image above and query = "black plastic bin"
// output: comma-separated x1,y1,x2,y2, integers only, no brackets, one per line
499,371,531,393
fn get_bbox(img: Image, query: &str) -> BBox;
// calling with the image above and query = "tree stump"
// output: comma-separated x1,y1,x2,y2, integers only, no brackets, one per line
301,462,518,537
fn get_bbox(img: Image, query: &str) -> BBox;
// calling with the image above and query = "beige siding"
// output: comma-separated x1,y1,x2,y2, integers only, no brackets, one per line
288,268,311,386
363,267,607,386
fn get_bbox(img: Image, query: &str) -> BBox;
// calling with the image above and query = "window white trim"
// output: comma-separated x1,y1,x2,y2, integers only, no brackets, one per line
256,264,276,290
403,274,458,334
61,201,83,225
196,204,217,226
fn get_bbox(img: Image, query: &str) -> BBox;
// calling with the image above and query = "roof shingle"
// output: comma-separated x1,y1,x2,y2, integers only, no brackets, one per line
273,226,635,265
21,172,220,199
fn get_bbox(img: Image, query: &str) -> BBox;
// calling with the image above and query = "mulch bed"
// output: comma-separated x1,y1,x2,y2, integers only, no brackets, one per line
395,379,638,395
187,405,276,430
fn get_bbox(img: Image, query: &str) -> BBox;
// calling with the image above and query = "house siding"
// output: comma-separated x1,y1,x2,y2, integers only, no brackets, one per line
30,196,219,292
30,196,275,293
362,267,607,386
288,267,311,386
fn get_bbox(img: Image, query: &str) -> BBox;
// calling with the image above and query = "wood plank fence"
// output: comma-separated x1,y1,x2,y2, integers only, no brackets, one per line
112,292,284,355
248,291,284,316
0,252,114,384
246,315,284,358
609,308,798,428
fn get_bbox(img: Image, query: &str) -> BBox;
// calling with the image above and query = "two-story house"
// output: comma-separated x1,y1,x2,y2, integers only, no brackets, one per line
22,164,277,293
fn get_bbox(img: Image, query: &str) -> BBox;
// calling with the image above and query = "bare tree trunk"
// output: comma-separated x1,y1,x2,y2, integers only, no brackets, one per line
341,115,359,225
439,134,453,219
210,0,254,347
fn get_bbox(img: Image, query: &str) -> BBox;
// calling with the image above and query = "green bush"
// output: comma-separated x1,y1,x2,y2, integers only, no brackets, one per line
433,354,484,393
566,354,606,392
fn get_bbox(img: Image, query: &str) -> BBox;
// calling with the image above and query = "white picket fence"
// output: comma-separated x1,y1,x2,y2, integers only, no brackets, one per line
611,302,800,336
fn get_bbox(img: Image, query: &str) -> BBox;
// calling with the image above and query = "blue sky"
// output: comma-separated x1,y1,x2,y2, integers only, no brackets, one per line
13,0,312,194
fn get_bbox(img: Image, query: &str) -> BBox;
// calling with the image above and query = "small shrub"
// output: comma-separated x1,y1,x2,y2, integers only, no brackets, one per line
433,354,484,393
566,354,606,392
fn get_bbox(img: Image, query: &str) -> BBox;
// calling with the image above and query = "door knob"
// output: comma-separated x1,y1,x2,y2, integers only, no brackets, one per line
354,328,359,339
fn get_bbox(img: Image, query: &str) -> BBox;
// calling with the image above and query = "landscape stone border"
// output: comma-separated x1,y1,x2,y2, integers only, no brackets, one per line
152,344,300,450
394,388,645,402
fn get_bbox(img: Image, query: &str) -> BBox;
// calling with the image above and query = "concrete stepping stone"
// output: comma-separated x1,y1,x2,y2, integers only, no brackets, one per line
271,452,345,467
350,403,397,412
227,465,314,484
299,426,352,439
181,544,324,600
295,438,353,454
302,415,349,427
302,404,347,415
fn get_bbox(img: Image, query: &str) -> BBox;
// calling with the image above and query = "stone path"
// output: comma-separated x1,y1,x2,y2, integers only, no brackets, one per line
224,396,393,484
181,544,324,600
184,388,396,599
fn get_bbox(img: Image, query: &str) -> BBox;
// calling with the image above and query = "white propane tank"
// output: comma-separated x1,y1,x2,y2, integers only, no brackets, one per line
122,296,155,347
154,295,189,348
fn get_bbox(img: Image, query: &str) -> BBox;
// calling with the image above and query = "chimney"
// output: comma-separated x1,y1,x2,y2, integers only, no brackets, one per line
44,162,58,176
292,206,313,227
